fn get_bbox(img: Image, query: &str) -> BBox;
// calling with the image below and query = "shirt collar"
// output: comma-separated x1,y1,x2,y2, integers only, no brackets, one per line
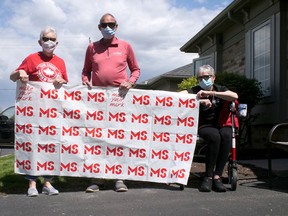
100,37,119,46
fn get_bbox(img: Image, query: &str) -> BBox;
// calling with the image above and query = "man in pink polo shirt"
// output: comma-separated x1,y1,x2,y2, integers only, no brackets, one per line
81,13,141,193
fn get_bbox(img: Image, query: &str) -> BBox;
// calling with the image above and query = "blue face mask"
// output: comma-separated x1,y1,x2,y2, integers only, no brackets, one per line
101,27,115,39
199,78,213,90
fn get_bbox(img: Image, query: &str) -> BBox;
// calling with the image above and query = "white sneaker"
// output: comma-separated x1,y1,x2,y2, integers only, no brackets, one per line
42,186,59,195
27,187,38,197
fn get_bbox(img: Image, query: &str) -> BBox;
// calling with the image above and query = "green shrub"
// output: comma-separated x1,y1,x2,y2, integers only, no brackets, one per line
177,76,198,91
214,72,263,111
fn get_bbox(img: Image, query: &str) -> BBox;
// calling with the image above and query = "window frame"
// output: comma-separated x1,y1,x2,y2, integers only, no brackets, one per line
193,55,214,76
246,17,275,99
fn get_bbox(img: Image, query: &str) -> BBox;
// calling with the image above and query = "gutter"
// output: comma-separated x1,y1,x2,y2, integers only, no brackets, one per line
180,0,249,52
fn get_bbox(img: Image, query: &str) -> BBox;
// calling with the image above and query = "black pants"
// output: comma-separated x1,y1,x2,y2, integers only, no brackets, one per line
198,126,232,177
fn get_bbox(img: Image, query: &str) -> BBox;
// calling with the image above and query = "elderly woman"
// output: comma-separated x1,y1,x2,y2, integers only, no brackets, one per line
182,65,238,192
10,26,68,197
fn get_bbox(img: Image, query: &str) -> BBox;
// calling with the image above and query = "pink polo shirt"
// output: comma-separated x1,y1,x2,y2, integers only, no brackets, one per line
81,37,140,87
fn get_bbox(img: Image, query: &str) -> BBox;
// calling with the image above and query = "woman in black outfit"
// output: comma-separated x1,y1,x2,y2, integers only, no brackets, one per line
182,65,238,192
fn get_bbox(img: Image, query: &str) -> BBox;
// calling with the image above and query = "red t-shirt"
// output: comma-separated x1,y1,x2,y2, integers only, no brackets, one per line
16,52,68,82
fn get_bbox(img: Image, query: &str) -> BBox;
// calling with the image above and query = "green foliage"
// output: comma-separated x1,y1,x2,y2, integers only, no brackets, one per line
214,72,263,111
0,155,25,193
177,76,198,91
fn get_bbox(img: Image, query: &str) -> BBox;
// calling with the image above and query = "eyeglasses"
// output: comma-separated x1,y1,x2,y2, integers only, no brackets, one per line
99,22,117,29
197,75,212,81
42,37,57,42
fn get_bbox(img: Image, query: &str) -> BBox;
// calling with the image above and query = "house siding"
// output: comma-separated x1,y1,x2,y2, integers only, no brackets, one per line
180,0,288,149
222,38,246,74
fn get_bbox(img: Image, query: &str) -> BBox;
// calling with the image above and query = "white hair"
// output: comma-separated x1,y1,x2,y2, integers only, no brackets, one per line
39,26,57,40
197,65,215,76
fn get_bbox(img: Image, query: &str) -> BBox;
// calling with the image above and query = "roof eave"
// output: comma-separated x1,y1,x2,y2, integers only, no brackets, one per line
180,0,248,53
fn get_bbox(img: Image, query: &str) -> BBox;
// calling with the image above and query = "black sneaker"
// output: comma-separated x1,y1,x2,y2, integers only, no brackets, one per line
199,177,212,192
213,178,226,192
114,180,128,192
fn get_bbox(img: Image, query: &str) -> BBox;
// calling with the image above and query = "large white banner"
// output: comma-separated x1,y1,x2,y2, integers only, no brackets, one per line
14,81,199,185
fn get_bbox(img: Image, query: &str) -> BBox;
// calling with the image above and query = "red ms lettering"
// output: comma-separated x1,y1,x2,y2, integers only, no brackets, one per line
38,125,57,135
62,126,80,136
178,98,196,108
39,108,57,118
16,159,31,170
170,169,186,178
128,166,145,176
151,149,169,160
64,90,82,101
37,143,56,153
16,106,33,116
129,148,146,158
86,110,104,121
105,164,122,174
63,109,81,120
177,117,195,127
155,96,173,107
130,130,148,141
108,112,126,122
132,95,150,105
16,124,33,134
106,147,124,157
15,141,32,152
84,145,102,155
131,113,149,124
154,115,172,125
85,128,103,138
107,129,125,139
61,144,79,154
87,92,105,102
174,151,191,161
60,162,78,172
152,132,170,142
83,163,101,173
37,161,54,171
175,134,193,144
150,168,167,178
40,89,58,99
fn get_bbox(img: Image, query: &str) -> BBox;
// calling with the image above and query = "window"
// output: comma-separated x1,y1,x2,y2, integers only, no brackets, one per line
252,20,271,96
193,55,213,76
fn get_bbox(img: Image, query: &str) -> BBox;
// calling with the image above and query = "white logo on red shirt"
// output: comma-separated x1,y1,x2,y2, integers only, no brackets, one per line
37,62,60,82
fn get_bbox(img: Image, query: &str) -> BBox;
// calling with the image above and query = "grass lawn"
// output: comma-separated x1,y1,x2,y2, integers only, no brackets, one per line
0,155,93,195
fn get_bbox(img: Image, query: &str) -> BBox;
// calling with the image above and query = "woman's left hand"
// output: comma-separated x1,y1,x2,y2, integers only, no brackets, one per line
197,90,213,99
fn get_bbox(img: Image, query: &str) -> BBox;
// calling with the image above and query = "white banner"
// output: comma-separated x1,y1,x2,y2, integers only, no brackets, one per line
14,81,199,185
